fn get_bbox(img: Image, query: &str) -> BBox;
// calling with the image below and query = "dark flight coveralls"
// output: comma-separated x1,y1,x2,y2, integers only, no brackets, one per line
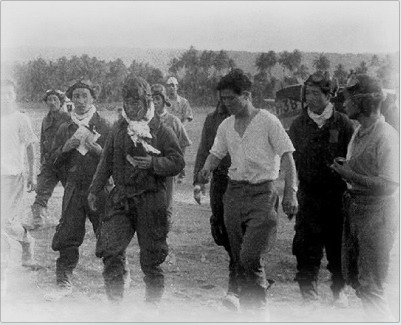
193,103,237,295
50,112,111,287
288,109,354,299
31,110,70,221
89,117,184,302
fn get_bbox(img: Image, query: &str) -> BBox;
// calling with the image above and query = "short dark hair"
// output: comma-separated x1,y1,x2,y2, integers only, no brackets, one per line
66,80,97,99
43,89,66,106
1,79,16,90
216,69,252,95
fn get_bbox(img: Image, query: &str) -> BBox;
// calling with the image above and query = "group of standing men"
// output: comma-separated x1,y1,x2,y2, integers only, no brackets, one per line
193,69,398,321
1,67,398,322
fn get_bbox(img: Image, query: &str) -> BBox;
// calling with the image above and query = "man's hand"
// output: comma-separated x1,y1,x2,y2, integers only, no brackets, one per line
198,168,211,183
86,140,102,155
62,138,80,153
193,184,202,205
282,189,298,220
330,158,353,182
88,192,97,211
27,174,37,193
132,155,152,169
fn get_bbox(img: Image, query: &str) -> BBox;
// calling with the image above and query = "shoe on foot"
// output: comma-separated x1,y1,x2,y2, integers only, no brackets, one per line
222,292,240,311
22,259,43,271
332,290,349,308
44,285,72,302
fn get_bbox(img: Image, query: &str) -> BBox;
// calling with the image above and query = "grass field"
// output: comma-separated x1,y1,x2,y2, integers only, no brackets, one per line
1,102,399,322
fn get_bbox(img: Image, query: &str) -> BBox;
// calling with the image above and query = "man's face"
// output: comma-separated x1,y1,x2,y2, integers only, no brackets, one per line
153,94,165,115
166,83,178,97
305,85,330,114
123,97,147,121
344,96,360,120
71,88,93,115
220,89,247,116
46,94,62,112
1,85,16,106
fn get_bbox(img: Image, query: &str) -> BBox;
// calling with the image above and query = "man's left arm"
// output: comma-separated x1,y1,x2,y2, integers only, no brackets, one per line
149,127,185,177
183,99,193,124
21,114,39,192
26,142,38,192
280,151,299,219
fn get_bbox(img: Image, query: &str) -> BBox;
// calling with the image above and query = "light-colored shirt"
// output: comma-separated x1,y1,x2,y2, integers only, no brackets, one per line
168,95,193,123
347,117,399,191
158,111,192,150
210,109,294,183
1,111,38,175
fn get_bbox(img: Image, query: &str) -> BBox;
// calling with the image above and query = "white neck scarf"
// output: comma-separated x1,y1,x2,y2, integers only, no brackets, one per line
122,102,160,155
71,105,97,126
307,103,333,128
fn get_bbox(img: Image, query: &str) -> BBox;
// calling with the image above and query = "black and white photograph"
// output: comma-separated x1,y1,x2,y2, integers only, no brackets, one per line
1,1,399,322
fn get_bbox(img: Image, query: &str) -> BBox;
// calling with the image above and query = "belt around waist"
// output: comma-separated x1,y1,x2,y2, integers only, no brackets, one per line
229,179,274,186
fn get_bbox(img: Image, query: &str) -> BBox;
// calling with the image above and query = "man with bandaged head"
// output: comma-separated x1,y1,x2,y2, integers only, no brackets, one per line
88,76,184,305
331,74,399,321
288,72,354,306
25,89,70,230
45,79,111,301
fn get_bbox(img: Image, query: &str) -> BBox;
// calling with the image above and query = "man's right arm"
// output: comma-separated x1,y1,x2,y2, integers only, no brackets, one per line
89,130,115,195
193,115,212,185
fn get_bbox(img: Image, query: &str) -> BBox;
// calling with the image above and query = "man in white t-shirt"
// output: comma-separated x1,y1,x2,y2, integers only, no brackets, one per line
199,69,298,321
1,79,40,297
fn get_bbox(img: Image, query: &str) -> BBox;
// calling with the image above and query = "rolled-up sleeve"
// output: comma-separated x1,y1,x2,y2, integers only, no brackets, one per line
268,114,295,157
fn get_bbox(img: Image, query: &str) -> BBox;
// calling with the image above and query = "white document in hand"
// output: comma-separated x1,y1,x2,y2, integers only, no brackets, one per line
72,125,100,155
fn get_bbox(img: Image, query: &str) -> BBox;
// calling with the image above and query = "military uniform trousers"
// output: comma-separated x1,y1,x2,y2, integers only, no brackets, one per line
51,182,104,286
342,192,398,322
223,180,278,310
292,184,346,294
33,164,66,208
210,174,238,295
96,187,169,301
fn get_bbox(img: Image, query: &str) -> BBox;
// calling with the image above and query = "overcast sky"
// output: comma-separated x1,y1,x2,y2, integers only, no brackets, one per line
1,1,399,53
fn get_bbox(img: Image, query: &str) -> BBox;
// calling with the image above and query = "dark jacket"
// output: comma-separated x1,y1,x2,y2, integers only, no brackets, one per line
193,103,231,185
288,109,354,189
51,112,111,189
89,117,185,197
40,110,71,165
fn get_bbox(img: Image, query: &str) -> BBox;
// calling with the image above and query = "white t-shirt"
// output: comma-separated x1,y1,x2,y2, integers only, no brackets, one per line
210,109,295,183
1,111,38,175
346,117,399,191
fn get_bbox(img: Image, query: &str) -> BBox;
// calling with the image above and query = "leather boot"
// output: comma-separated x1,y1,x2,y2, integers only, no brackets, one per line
298,280,319,302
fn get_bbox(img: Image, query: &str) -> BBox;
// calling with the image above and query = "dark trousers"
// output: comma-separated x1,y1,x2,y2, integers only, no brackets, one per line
52,182,104,286
342,192,397,321
96,188,169,301
33,164,66,208
223,180,278,310
210,174,238,295
292,184,346,294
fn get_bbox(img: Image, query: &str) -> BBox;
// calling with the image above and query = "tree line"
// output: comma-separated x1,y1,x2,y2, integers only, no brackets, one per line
12,47,397,107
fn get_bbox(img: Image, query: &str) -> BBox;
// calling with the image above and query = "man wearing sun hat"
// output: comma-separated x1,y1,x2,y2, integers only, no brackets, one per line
88,76,184,305
166,76,193,183
288,71,354,306
44,79,111,301
331,74,399,321
24,89,71,231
